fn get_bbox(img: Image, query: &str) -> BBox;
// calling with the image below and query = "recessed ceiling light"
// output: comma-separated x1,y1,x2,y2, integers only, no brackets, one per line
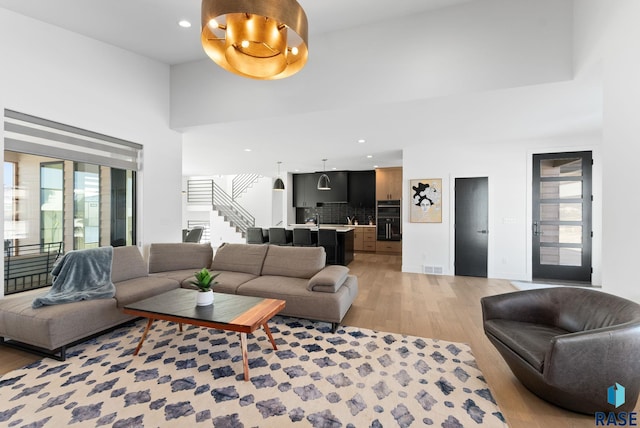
243,148,252,152
366,155,373,158
373,165,379,168
357,139,366,144
332,167,337,170
178,20,192,28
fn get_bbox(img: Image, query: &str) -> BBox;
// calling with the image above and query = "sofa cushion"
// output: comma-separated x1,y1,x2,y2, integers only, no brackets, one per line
484,319,569,372
206,271,258,294
237,275,356,323
307,265,349,292
111,246,148,283
262,245,325,279
151,270,197,287
211,243,268,276
114,276,180,307
148,243,213,274
175,271,257,295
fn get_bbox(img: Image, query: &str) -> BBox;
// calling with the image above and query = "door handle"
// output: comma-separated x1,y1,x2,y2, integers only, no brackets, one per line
533,222,540,236
477,230,488,234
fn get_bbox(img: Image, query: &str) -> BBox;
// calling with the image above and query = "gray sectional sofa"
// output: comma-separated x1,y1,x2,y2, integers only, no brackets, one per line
0,242,358,360
149,242,358,329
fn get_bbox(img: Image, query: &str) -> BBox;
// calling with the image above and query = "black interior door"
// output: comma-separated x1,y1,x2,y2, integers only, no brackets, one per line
532,151,592,282
455,177,488,277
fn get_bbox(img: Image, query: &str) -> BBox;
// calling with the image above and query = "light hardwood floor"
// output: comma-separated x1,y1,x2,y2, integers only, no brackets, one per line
0,252,635,426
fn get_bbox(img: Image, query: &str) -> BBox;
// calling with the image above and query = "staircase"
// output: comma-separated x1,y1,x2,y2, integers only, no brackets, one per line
232,173,261,200
187,179,255,238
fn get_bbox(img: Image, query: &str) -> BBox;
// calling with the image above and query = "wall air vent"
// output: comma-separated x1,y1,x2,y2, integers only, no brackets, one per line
423,265,443,275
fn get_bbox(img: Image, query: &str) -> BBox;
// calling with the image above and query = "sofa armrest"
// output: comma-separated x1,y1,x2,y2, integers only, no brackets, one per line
307,265,348,293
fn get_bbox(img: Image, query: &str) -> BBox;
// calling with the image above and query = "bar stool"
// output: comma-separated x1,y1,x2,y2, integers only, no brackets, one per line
246,227,265,244
268,227,292,246
318,229,338,264
293,228,315,247
183,227,203,243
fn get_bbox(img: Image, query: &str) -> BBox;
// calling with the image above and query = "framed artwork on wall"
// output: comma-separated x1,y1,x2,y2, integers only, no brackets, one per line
410,178,442,223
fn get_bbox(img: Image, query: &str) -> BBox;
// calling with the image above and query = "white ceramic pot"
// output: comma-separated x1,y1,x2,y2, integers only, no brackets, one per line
196,290,214,306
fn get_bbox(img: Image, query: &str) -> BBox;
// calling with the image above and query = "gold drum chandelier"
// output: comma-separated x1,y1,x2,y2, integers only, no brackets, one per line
201,0,309,80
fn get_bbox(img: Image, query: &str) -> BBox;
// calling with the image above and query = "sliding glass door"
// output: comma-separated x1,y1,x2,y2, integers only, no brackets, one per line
73,163,100,249
4,110,141,294
40,162,64,246
110,168,136,247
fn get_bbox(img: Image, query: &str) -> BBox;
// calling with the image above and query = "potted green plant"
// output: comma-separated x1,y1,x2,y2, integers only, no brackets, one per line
192,268,219,306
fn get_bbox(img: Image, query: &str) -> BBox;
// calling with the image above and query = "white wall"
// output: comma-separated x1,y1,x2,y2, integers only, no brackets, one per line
170,0,573,129
182,175,275,229
588,0,640,301
236,177,276,228
402,133,602,283
0,9,182,275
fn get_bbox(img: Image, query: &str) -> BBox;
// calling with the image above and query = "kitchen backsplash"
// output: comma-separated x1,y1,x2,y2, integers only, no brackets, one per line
296,203,376,225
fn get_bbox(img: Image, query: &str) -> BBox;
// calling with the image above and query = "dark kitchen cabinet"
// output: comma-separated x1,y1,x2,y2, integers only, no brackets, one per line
316,171,348,203
348,170,375,208
293,172,348,206
293,174,315,207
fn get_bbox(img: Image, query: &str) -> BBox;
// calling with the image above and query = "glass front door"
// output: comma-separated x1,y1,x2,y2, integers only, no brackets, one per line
532,151,592,282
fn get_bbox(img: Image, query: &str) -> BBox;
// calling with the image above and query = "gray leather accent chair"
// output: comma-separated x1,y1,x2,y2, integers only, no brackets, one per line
482,287,640,414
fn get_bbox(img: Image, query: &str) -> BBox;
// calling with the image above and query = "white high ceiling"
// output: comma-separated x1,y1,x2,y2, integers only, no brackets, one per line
0,0,473,65
0,0,602,177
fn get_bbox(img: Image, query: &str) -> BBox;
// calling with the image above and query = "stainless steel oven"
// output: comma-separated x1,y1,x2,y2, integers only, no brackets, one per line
377,200,401,241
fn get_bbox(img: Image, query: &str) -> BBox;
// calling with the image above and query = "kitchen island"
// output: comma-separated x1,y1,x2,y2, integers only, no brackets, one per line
288,225,354,266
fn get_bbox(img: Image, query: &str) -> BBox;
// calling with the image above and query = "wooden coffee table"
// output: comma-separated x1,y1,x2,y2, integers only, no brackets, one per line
122,288,285,381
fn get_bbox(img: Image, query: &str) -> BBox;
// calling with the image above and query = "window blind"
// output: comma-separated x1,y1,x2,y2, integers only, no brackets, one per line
4,109,141,171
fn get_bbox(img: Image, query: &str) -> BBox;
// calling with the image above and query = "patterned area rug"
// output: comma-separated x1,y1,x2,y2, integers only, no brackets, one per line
0,317,507,427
